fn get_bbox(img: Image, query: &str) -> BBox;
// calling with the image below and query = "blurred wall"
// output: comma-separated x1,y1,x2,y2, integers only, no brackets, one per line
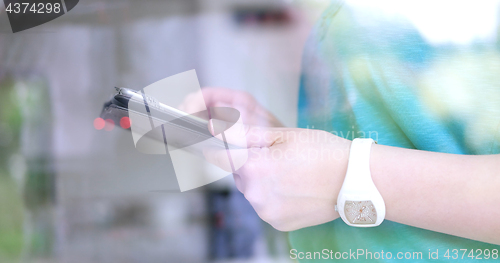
0,0,328,262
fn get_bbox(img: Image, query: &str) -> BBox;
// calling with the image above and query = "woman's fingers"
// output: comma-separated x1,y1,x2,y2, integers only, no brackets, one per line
178,87,256,113
208,119,284,149
177,90,206,113
202,147,250,173
201,87,256,109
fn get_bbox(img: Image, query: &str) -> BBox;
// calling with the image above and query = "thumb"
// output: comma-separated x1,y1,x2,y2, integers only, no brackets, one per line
208,119,282,149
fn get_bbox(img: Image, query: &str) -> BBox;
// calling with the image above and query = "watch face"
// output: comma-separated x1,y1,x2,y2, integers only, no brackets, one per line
344,200,377,225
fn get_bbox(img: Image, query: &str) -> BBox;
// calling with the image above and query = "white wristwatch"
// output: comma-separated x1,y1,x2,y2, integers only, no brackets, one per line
336,138,385,227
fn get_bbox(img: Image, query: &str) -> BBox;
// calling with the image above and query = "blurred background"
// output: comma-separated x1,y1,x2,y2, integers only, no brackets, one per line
0,0,329,262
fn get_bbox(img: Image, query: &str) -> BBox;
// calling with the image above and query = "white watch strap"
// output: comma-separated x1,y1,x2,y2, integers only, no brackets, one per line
343,138,376,188
336,138,385,227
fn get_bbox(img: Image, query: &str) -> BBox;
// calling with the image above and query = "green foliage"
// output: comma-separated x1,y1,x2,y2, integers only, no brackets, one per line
0,174,24,261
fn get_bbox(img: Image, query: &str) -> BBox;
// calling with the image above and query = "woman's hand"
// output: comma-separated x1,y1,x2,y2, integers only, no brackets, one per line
179,87,284,127
179,88,351,231
204,123,351,231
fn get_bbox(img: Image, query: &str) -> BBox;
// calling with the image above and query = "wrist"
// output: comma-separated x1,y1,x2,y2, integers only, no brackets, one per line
326,136,352,220
369,143,405,223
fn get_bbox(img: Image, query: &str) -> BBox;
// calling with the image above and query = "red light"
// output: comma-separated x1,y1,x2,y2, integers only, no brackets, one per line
104,119,115,131
94,118,105,130
120,117,131,129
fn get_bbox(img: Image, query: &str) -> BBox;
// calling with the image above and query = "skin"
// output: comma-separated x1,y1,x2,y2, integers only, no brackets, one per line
179,88,500,245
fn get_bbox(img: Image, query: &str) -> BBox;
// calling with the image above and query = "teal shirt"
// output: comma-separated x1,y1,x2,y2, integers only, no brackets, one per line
291,1,500,261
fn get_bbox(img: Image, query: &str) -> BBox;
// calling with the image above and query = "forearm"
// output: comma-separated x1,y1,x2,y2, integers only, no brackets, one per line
370,144,500,245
